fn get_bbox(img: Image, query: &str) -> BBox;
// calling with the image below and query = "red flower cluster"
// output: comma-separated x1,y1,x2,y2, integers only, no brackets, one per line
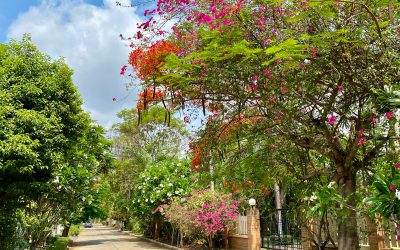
129,40,180,80
136,87,166,111
190,142,205,169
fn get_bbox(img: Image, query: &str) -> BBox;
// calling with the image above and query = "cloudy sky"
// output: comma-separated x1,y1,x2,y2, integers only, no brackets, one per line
1,0,147,128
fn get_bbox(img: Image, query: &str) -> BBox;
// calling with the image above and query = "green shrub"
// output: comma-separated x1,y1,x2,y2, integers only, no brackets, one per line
69,224,81,237
47,237,72,250
128,219,143,235
0,208,28,250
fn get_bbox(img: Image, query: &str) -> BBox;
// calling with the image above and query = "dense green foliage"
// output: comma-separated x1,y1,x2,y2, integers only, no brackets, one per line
0,35,88,204
68,224,81,237
0,36,111,249
47,237,72,250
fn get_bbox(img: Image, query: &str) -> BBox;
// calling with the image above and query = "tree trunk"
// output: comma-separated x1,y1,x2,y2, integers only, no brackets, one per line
62,222,71,237
171,227,175,245
208,235,214,248
210,153,215,191
180,231,184,247
274,181,283,236
224,228,229,249
154,215,161,240
337,170,359,250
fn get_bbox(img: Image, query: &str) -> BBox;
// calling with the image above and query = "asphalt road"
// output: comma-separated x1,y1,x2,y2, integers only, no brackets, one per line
70,224,170,250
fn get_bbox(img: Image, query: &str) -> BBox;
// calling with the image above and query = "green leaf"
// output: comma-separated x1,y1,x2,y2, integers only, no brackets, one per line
306,205,319,218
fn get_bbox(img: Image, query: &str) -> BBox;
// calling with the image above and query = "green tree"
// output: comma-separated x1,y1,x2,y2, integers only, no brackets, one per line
107,106,190,234
0,35,110,249
112,106,188,163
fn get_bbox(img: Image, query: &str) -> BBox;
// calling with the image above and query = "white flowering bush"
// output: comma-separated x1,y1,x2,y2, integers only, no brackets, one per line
130,159,196,216
305,181,343,218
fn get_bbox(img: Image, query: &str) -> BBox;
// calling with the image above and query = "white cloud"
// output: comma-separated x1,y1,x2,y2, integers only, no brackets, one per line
7,0,142,128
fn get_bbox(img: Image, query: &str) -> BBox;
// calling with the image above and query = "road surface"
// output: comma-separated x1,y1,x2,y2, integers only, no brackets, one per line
70,224,170,250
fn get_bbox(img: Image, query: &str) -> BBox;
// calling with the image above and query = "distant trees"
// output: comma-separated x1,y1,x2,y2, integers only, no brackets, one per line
107,106,190,234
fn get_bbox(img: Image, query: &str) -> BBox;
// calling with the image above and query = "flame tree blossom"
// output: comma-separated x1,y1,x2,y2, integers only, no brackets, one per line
129,40,180,80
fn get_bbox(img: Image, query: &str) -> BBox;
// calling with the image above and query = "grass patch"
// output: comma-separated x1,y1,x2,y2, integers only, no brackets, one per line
47,237,72,250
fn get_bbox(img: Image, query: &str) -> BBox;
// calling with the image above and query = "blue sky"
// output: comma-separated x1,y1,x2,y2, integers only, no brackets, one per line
0,0,146,128
0,0,107,42
0,0,197,130
0,0,40,41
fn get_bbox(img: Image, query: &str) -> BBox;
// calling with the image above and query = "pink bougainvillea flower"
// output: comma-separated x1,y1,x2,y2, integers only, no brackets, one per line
397,234,400,241
263,68,272,78
338,85,343,92
221,20,235,26
358,130,364,135
263,39,271,45
390,184,396,191
395,163,400,169
357,137,366,145
327,115,336,125
386,111,393,119
120,65,128,75
269,97,275,103
197,13,213,26
372,117,377,123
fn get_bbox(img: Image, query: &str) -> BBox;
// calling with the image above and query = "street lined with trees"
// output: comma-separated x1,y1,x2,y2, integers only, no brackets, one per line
1,0,400,249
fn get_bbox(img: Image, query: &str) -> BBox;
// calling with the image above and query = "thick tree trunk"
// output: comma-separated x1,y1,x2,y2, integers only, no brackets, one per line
337,170,359,250
62,222,71,237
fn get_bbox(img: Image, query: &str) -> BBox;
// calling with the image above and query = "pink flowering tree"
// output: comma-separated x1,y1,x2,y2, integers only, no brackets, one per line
122,0,400,248
163,190,239,248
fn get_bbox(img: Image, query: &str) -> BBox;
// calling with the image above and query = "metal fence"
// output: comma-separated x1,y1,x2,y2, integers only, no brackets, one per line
260,209,302,250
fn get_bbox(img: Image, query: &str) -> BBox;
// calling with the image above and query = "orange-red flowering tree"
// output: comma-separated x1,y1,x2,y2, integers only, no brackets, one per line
124,0,400,248
136,87,166,112
129,40,179,81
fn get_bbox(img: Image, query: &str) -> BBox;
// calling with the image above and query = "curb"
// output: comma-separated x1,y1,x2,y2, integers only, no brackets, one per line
122,231,184,250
